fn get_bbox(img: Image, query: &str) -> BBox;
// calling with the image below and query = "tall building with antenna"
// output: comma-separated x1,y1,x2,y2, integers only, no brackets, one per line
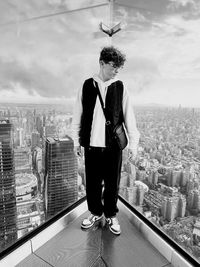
44,136,78,219
0,120,17,251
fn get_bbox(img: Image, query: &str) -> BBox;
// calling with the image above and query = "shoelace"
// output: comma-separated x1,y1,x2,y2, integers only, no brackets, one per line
88,214,95,220
88,214,100,221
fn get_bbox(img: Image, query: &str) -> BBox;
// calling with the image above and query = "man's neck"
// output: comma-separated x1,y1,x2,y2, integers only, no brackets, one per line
98,71,109,82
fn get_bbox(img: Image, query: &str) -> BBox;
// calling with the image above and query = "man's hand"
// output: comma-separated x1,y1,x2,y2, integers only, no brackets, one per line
128,148,137,163
74,145,82,157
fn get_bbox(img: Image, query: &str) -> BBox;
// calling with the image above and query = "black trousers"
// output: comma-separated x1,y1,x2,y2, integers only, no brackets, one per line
84,146,122,218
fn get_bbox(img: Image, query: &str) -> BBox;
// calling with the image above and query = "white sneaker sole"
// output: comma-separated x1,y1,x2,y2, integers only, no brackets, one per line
109,226,121,235
106,219,121,235
81,215,103,229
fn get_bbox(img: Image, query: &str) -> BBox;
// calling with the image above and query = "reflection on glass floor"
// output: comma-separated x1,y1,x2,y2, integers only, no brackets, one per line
16,207,173,267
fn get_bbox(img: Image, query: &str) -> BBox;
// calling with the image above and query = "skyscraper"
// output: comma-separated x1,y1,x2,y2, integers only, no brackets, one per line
124,185,137,206
178,195,186,218
0,120,17,251
44,136,78,219
137,185,145,206
31,131,40,149
161,197,168,218
172,170,182,187
166,199,177,222
152,170,158,185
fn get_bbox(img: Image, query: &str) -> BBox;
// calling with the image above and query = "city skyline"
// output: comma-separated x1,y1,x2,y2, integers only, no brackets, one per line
0,103,200,262
0,1,200,107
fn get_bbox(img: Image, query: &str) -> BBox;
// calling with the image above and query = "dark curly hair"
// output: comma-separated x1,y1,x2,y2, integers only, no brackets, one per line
99,46,126,68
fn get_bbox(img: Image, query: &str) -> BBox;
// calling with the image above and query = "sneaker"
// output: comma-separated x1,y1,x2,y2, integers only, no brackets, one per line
106,217,121,235
81,213,103,229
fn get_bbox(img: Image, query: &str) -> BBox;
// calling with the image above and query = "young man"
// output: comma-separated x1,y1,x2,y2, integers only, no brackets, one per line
72,46,140,235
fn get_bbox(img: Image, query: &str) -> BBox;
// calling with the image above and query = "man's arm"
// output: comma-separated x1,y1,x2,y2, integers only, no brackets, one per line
122,86,140,161
72,86,82,156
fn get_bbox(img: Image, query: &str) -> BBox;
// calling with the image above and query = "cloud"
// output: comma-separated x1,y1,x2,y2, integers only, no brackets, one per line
0,0,200,107
120,56,160,94
0,58,69,97
0,0,106,102
0,82,75,105
0,52,99,99
134,77,200,107
167,0,196,10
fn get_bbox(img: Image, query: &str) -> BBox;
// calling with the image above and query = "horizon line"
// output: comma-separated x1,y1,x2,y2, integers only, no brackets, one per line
0,102,200,109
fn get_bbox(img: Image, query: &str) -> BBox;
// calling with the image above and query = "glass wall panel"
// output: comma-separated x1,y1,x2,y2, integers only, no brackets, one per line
0,0,108,254
0,1,200,264
113,0,200,263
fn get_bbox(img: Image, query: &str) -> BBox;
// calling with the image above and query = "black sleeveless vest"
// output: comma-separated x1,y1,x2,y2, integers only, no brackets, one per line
79,77,124,147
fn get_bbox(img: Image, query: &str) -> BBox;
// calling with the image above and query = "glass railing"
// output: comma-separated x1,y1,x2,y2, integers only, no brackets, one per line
0,0,108,256
119,107,200,264
0,114,86,254
1,0,200,265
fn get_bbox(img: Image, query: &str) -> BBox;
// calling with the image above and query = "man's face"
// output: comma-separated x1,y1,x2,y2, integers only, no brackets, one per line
101,61,120,81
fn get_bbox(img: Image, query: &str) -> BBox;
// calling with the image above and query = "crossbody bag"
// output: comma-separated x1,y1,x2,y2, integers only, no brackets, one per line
94,81,128,150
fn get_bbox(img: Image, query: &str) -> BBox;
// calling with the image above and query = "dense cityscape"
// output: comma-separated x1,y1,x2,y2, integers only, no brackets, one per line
120,106,200,262
0,103,200,263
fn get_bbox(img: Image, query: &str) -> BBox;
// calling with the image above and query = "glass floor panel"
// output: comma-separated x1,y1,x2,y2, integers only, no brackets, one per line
16,208,173,267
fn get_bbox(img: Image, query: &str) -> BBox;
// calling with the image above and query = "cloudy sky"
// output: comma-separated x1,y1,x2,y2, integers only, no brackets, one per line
0,0,200,107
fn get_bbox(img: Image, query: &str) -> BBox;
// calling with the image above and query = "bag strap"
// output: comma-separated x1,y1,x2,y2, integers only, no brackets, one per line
94,80,111,125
